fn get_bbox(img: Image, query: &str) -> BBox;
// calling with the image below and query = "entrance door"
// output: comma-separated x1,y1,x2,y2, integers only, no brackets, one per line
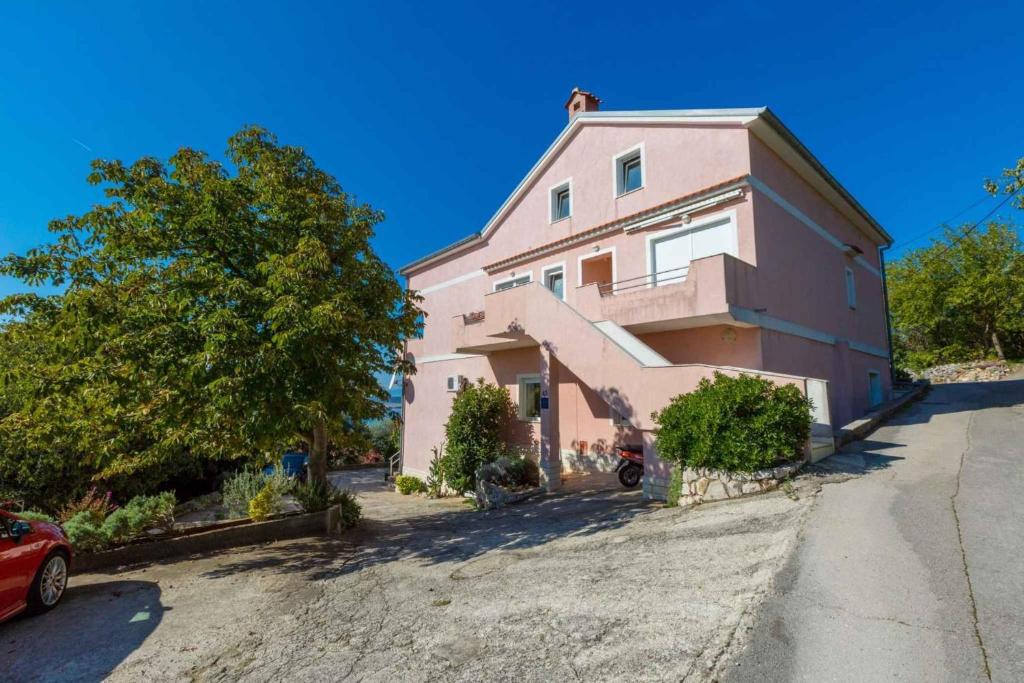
868,371,883,407
650,230,691,286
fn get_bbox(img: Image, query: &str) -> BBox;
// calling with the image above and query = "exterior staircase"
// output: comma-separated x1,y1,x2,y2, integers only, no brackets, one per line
479,282,831,440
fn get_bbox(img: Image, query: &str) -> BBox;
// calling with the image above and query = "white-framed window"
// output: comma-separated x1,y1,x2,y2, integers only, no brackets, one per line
845,267,857,309
550,179,572,223
517,374,542,422
614,144,645,196
493,272,532,292
542,262,566,300
644,209,738,287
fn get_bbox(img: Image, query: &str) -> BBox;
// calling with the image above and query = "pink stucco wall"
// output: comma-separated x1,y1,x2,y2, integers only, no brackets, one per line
402,115,891,483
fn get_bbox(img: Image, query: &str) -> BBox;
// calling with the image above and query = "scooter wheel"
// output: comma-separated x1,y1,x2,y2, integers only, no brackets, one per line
618,464,642,488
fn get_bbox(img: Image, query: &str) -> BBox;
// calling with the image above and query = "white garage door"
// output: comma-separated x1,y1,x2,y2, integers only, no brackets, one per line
649,215,737,286
651,231,692,285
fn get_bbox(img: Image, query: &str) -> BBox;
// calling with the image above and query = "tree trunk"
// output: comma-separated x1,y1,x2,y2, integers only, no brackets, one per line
309,420,329,486
992,330,1006,361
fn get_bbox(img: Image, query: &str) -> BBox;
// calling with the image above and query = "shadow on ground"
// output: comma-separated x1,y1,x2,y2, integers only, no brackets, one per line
885,379,1024,425
199,488,652,582
2,580,164,681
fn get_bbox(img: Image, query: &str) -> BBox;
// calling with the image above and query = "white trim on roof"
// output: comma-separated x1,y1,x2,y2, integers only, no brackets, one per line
400,107,890,275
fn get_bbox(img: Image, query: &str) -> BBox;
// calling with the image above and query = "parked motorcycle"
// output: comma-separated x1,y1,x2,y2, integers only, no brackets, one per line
614,446,644,488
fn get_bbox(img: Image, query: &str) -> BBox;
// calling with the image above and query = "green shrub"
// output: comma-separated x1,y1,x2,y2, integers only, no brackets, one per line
63,511,110,552
61,491,179,551
125,492,176,529
442,379,517,493
425,446,445,497
15,510,54,523
223,467,293,518
101,507,140,546
665,466,683,508
222,468,269,518
293,478,352,513
335,489,361,528
653,372,812,473
395,474,426,495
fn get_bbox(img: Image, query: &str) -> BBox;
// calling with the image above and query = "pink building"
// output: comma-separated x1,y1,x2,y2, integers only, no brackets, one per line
399,89,892,499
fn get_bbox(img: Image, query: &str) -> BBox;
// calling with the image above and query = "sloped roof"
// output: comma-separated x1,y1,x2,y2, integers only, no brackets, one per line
400,107,890,275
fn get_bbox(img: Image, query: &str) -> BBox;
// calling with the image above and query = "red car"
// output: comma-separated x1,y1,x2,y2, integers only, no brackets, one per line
0,509,72,623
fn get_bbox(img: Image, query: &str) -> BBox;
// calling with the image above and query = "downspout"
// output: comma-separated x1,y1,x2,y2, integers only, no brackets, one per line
878,245,896,385
398,276,409,479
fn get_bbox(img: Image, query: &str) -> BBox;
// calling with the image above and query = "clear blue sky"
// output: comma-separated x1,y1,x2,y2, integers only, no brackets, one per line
2,1,1022,301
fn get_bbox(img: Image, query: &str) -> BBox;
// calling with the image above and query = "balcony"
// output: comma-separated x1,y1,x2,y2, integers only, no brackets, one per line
574,252,760,333
449,253,761,354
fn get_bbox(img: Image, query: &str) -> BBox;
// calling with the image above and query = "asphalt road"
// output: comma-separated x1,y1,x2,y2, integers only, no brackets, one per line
722,375,1024,682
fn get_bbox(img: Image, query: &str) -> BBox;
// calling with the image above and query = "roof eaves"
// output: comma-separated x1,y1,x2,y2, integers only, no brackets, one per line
399,232,481,276
755,108,893,246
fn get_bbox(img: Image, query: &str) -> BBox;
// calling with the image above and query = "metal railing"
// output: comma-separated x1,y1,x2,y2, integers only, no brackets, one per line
595,266,690,296
387,450,401,481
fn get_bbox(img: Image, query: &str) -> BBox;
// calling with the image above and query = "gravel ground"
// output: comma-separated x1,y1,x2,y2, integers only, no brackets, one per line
3,472,816,682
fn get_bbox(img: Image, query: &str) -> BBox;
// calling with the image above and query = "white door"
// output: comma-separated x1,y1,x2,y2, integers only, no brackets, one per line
651,231,691,286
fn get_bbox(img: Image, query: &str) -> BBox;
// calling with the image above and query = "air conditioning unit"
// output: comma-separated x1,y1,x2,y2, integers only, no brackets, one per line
446,375,466,392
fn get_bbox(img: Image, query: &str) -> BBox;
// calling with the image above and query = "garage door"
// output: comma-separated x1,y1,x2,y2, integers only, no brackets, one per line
649,216,737,286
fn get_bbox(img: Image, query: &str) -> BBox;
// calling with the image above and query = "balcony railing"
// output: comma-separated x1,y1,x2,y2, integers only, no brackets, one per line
596,265,690,296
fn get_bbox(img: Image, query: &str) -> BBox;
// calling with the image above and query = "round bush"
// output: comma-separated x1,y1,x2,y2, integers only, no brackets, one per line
395,474,426,495
441,380,517,493
652,372,812,473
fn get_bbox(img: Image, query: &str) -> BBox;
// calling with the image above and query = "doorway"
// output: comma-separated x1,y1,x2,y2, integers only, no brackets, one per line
578,249,615,294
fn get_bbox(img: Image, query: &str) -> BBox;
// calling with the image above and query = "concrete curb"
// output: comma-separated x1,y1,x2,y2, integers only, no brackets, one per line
74,506,341,574
835,380,930,447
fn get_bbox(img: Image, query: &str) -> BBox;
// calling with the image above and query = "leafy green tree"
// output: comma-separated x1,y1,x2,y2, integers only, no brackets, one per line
0,126,421,494
886,159,1024,369
888,222,1024,367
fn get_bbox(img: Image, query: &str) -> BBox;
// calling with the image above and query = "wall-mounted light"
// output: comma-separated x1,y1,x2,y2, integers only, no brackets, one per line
592,245,600,252
681,214,692,224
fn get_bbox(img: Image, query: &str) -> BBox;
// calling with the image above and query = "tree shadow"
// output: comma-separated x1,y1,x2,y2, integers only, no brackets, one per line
806,439,906,477
3,580,165,681
198,487,653,583
879,379,1024,426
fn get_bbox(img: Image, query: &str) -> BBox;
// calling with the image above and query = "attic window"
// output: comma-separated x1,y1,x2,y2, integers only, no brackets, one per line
551,181,571,222
615,145,644,196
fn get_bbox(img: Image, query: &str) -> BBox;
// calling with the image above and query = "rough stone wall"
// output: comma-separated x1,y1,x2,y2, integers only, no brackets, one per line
645,462,802,504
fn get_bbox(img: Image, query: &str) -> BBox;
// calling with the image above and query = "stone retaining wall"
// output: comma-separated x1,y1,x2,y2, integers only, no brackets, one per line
676,462,802,506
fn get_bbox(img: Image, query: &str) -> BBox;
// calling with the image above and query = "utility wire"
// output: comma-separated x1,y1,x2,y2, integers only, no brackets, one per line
915,186,1022,265
891,193,998,250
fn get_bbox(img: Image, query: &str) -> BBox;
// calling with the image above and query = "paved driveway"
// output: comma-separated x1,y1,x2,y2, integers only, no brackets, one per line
3,470,815,682
722,374,1024,683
